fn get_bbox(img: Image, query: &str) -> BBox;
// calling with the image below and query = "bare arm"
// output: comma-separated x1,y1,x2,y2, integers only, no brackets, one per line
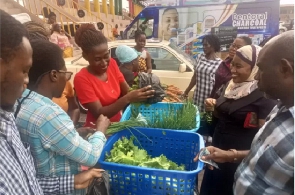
84,81,130,119
146,52,152,73
67,96,80,125
227,150,250,163
194,146,250,164
84,84,153,120
84,95,130,120
120,81,130,96
184,72,196,96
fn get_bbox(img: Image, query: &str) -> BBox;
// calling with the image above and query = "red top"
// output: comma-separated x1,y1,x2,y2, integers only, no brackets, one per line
74,58,125,126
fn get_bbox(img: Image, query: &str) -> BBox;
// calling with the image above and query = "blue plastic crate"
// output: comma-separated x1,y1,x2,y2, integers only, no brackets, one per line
98,127,204,195
120,102,200,132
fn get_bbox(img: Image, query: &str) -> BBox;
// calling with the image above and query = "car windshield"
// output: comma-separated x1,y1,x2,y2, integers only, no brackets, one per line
168,43,196,66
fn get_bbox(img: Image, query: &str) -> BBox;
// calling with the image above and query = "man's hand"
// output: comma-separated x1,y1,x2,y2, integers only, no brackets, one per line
194,146,233,170
74,168,105,189
76,127,94,138
95,115,110,134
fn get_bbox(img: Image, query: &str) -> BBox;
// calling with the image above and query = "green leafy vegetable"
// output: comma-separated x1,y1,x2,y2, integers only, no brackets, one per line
106,114,147,135
201,112,213,124
130,101,197,130
130,76,139,91
106,136,185,171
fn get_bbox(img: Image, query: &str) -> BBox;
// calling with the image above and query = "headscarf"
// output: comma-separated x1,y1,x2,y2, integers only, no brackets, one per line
115,45,140,64
224,45,262,100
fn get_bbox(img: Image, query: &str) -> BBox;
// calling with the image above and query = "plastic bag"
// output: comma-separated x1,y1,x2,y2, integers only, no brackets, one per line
86,172,110,195
138,72,165,104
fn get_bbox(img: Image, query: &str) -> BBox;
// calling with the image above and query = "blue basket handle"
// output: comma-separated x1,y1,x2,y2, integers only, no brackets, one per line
195,134,205,172
196,109,201,130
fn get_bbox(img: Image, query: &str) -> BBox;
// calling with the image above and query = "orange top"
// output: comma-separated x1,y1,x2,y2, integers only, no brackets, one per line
74,58,125,126
52,81,74,112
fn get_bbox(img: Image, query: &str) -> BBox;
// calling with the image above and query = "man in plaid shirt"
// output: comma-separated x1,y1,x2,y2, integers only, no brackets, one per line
0,10,106,195
195,30,294,195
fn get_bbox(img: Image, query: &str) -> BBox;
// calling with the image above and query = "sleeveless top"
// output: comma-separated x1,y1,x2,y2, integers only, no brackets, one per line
138,50,147,72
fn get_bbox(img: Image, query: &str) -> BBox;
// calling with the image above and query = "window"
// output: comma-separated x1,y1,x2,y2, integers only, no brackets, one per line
139,18,154,37
127,18,154,39
145,47,181,71
127,22,138,39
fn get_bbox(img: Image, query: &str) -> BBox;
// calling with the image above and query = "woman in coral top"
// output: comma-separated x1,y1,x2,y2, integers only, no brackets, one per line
74,24,154,126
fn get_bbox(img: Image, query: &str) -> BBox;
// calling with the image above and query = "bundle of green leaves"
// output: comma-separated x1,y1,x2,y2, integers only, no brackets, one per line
106,114,147,135
130,101,197,130
105,136,185,171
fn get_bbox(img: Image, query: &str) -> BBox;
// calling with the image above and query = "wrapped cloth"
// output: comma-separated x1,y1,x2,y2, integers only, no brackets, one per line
86,172,110,195
138,72,165,104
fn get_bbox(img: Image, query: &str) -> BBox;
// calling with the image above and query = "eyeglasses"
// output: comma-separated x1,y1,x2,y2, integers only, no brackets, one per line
33,70,73,89
58,70,73,81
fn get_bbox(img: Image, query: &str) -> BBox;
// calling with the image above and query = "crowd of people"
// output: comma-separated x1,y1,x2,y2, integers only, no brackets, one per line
0,8,294,195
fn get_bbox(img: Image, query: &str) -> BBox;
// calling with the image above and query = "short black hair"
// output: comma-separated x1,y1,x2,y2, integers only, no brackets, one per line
28,39,65,89
238,36,252,45
75,24,108,53
134,30,146,40
48,12,56,18
202,34,221,52
0,9,28,62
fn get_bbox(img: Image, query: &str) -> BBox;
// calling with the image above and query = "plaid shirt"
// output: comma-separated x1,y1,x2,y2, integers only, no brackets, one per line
193,53,222,112
16,89,107,195
0,108,74,195
234,104,294,195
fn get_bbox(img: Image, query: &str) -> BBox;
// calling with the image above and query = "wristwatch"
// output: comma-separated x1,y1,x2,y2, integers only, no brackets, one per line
229,149,238,163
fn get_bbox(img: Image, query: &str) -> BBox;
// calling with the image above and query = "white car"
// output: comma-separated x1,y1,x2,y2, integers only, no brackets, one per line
67,39,196,92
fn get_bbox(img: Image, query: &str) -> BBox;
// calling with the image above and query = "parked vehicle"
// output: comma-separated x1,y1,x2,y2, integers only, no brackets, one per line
123,0,280,58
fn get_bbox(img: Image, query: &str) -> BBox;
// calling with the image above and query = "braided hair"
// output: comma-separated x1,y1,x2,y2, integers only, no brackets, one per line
75,24,107,53
23,21,50,41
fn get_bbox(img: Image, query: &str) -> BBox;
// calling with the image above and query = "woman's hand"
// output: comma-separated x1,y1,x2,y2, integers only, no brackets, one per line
127,85,154,103
205,98,216,111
